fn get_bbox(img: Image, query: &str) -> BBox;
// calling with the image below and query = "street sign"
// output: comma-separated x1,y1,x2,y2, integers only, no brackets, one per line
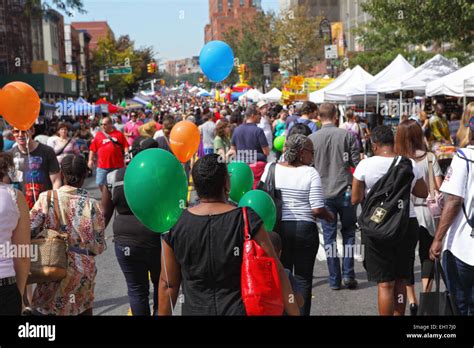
97,84,106,88
325,45,338,60
99,92,109,97
106,67,132,75
263,64,271,77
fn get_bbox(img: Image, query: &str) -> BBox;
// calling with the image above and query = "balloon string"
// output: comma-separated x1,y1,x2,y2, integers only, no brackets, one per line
160,234,175,316
26,136,37,204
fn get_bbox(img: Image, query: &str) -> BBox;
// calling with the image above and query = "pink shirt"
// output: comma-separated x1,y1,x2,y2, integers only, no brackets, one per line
124,121,142,146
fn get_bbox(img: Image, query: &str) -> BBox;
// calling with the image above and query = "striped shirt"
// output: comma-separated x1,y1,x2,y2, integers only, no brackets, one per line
260,163,325,223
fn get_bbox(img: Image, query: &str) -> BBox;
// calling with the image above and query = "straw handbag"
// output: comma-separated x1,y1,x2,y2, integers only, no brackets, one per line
27,190,69,284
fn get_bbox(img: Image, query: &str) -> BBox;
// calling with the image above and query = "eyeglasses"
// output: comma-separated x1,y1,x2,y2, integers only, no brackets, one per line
101,122,111,126
12,129,28,135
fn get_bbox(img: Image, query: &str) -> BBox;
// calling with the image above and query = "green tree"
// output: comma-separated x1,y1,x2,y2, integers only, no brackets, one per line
89,36,155,101
275,4,324,75
223,11,279,89
350,0,473,74
26,0,85,16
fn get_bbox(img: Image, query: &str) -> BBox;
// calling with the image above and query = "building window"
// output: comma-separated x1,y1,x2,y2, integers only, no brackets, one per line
240,0,244,6
228,0,233,9
251,0,260,8
218,0,223,12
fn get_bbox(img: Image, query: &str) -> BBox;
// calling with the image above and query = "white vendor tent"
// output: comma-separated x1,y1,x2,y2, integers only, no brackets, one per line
365,54,415,95
239,88,264,101
377,54,458,93
309,68,352,103
426,62,474,97
261,88,282,102
324,65,374,102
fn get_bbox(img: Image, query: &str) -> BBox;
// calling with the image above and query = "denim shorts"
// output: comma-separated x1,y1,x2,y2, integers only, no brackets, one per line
96,167,118,186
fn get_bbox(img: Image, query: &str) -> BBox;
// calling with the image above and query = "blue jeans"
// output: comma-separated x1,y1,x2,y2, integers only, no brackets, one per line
320,194,357,288
114,243,161,316
442,250,474,315
96,167,119,186
279,221,319,316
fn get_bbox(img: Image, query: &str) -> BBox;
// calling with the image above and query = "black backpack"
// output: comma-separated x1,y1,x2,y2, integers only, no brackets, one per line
358,156,414,244
257,162,283,233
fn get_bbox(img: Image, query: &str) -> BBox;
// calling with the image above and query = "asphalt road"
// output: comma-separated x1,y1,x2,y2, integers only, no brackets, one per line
85,176,425,316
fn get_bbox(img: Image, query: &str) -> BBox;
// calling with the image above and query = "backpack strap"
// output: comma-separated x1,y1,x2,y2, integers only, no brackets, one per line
456,149,474,230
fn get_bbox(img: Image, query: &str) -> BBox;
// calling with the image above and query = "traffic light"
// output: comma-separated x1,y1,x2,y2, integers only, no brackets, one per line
147,62,157,74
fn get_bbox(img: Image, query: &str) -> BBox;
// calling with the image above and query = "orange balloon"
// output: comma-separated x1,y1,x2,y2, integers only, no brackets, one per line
0,81,40,131
169,121,200,163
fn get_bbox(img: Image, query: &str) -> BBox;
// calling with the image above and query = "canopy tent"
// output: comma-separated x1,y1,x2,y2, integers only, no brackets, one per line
324,66,374,102
377,54,458,93
132,95,150,106
124,99,145,110
239,88,264,102
309,68,352,103
426,62,474,97
95,98,124,114
261,88,282,102
197,90,212,97
230,92,245,102
188,86,201,94
365,54,415,95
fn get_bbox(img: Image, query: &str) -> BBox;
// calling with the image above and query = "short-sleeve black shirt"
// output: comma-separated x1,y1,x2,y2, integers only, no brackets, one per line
163,207,263,315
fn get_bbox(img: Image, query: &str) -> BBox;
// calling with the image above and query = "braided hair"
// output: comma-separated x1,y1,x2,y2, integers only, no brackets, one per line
284,134,308,165
192,154,227,199
60,155,87,186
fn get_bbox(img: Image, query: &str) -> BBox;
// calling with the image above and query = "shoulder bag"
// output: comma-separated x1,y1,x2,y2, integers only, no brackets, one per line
256,162,282,233
418,259,460,315
426,152,444,218
28,190,69,284
241,207,284,316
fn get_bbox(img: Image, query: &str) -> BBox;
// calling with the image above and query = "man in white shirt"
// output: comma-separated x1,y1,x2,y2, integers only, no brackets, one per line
257,100,274,162
430,116,474,315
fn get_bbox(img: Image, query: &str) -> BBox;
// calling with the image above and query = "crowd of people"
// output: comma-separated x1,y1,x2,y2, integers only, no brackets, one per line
0,93,473,317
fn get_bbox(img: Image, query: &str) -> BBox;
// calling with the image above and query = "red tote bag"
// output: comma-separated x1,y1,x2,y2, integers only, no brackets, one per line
241,207,284,316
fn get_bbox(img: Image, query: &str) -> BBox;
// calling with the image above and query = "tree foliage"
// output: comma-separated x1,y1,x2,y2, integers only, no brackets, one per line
89,36,157,101
350,0,473,74
26,0,85,16
275,4,323,75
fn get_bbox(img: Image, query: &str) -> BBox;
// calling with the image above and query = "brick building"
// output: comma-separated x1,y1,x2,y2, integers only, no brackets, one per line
71,21,115,53
204,0,262,43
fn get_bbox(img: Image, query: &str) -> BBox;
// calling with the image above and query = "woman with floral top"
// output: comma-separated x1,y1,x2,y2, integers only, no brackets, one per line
29,155,106,315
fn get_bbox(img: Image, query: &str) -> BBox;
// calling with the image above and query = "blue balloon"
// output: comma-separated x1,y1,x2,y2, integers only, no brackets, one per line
199,41,234,83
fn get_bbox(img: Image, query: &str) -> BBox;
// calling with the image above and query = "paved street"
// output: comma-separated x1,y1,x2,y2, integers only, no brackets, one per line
86,176,425,316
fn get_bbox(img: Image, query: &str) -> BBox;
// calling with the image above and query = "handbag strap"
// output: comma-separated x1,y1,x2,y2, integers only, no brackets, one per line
456,149,474,229
55,137,73,156
242,207,250,241
434,258,449,293
427,152,436,197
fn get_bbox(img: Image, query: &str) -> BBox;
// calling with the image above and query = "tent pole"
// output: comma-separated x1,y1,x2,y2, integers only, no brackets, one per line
364,93,367,118
464,96,467,109
376,93,379,114
399,91,403,121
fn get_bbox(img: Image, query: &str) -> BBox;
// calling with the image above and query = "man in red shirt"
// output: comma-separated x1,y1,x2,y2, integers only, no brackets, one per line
88,116,129,188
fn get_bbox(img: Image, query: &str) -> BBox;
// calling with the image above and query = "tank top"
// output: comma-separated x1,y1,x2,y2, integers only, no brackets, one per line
0,184,20,279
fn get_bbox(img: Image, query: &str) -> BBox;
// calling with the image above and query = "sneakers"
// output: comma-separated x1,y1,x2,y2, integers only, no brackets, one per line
342,278,358,290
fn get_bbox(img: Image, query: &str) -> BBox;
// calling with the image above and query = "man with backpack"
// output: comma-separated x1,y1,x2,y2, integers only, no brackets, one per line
352,125,428,315
430,115,474,315
288,101,319,135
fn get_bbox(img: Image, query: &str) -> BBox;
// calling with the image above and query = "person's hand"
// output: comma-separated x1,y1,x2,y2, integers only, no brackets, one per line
429,239,443,261
88,160,95,170
325,211,336,223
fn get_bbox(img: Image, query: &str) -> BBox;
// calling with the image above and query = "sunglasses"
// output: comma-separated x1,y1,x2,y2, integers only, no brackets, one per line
12,129,30,135
101,122,111,126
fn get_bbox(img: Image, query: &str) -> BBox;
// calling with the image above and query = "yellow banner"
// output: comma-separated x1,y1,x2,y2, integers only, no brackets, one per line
304,78,335,92
331,22,345,57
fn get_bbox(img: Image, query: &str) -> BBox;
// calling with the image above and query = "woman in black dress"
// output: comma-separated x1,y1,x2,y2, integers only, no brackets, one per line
158,154,300,315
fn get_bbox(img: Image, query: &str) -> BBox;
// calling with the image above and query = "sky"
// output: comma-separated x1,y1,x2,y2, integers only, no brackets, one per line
69,0,282,63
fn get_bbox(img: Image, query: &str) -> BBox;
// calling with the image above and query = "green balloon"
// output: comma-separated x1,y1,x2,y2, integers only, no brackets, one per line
274,135,286,152
124,149,188,233
228,162,254,203
239,190,276,232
